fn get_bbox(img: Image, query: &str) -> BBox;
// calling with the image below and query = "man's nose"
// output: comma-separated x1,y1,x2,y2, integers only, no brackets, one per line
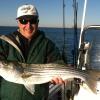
26,22,32,27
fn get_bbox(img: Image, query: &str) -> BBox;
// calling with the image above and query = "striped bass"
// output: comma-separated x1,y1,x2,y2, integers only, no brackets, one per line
0,60,100,95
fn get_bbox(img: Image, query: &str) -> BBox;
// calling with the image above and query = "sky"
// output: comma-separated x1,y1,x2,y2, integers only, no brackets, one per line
0,0,100,28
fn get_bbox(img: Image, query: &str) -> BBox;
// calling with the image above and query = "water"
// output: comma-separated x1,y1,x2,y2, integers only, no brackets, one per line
1,26,100,69
0,26,76,64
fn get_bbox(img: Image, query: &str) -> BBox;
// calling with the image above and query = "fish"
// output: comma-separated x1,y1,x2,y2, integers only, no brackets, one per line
0,60,100,95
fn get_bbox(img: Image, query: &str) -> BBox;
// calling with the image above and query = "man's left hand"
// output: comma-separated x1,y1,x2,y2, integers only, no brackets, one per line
50,77,65,84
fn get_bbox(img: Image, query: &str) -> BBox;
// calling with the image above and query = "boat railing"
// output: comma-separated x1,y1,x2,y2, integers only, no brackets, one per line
77,25,100,70
49,25,100,100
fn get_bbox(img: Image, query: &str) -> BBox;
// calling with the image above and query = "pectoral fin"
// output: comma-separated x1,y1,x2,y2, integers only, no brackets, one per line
24,84,35,95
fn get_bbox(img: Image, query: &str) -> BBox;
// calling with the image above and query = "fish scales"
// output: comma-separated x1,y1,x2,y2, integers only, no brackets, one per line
0,60,100,95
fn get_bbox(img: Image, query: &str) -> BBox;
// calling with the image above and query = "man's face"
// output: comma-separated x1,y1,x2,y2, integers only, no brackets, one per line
17,17,38,39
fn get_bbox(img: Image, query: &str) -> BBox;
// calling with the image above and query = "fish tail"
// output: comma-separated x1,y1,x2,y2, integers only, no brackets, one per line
84,77,97,94
83,70,100,94
24,84,35,95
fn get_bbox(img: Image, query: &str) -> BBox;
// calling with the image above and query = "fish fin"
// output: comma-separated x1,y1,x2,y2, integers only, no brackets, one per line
83,69,100,94
82,78,97,94
24,84,35,95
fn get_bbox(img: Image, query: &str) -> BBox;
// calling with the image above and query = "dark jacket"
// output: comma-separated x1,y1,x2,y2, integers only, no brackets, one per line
0,30,61,100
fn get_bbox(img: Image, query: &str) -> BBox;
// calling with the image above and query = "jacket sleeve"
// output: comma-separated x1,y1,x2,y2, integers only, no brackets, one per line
0,40,8,60
0,40,6,98
46,39,62,63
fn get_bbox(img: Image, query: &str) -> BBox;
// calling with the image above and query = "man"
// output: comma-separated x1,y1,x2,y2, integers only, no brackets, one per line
0,4,64,100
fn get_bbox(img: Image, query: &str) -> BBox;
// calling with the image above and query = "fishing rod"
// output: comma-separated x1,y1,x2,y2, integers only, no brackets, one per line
68,1,88,100
62,0,66,63
78,0,87,49
62,1,79,100
62,1,67,100
73,0,78,67
67,1,79,100
77,0,88,70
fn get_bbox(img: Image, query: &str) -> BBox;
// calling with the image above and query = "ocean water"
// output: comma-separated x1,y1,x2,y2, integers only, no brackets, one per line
0,26,100,69
0,26,76,64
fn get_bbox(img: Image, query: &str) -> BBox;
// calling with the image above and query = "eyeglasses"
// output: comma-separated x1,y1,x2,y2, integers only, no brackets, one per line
19,18,38,25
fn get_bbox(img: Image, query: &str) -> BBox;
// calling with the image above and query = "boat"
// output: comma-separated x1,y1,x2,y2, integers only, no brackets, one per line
1,0,100,100
48,0,100,100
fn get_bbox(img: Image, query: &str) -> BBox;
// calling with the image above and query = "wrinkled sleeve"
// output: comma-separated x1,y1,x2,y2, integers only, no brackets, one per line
0,40,7,60
46,40,62,63
0,39,7,98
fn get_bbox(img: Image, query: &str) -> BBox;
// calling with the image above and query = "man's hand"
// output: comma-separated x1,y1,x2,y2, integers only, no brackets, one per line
50,76,65,84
